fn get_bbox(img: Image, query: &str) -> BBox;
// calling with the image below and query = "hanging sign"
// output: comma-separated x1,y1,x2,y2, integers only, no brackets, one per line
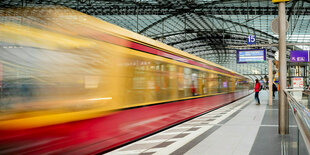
247,35,256,45
290,50,309,62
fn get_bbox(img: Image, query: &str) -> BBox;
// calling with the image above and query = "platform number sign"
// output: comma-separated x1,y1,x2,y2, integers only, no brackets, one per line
247,35,256,45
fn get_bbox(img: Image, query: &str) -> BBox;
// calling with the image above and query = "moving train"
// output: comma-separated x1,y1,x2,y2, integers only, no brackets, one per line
0,6,251,154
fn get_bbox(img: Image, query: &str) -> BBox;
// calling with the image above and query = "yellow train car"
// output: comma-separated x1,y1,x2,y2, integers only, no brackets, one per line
0,6,251,154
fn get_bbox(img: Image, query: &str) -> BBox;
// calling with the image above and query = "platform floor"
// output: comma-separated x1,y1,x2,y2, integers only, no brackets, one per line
105,90,299,155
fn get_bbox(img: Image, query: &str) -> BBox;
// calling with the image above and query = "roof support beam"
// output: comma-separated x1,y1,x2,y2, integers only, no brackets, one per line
139,14,175,34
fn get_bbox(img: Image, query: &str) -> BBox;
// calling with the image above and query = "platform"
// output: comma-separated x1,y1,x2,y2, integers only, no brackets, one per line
105,91,300,155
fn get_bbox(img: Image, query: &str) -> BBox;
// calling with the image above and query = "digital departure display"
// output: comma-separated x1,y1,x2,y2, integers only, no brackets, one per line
236,49,266,63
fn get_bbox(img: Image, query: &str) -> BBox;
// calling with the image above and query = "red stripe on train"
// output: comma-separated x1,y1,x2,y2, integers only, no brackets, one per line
0,91,250,154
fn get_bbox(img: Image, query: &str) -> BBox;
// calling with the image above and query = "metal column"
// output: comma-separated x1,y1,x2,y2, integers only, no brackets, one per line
278,2,289,134
268,59,273,106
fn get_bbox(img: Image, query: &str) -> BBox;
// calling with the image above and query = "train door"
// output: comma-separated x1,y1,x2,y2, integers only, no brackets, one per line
207,73,218,95
198,72,207,95
230,78,236,92
202,72,208,95
184,67,192,97
191,69,199,96
222,76,229,93
177,67,185,98
167,64,178,100
218,74,222,93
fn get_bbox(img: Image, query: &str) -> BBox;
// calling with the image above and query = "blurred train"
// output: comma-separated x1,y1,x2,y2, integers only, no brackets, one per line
0,6,252,154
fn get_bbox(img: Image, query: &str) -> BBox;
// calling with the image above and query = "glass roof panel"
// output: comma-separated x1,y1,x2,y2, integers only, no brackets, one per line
2,0,310,76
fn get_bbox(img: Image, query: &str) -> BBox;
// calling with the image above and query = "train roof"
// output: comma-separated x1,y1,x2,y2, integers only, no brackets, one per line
95,16,247,79
60,8,246,79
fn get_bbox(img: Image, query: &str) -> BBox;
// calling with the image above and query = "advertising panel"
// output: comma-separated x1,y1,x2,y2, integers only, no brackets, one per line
292,77,304,88
292,77,303,101
290,50,309,62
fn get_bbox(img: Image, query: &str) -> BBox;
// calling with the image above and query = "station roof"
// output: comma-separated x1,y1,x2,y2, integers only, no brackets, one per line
1,0,310,80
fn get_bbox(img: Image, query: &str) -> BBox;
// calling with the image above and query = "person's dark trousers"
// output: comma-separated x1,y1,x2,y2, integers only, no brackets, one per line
255,92,260,104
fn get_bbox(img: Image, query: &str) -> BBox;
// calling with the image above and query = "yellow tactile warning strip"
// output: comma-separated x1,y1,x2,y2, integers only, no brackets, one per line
105,95,253,155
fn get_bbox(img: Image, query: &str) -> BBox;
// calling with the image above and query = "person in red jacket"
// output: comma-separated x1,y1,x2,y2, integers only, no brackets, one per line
254,79,261,105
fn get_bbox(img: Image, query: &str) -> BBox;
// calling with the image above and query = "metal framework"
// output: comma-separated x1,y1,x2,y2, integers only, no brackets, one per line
1,0,310,76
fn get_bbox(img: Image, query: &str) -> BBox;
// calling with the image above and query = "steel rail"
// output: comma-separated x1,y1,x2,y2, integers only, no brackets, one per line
284,89,310,153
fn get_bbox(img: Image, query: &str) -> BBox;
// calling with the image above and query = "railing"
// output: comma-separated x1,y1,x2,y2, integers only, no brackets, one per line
285,89,310,154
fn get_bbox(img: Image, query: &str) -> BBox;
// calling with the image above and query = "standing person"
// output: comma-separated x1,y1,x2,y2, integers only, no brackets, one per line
272,83,277,98
254,79,261,105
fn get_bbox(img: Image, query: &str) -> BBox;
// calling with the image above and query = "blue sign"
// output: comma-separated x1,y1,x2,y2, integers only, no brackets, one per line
290,50,309,62
236,49,266,63
247,35,256,45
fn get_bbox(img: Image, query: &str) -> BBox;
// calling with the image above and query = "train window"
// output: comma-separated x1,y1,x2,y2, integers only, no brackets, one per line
128,58,184,104
0,42,247,113
0,46,117,111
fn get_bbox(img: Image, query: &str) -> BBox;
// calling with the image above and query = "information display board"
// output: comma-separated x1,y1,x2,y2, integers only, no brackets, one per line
236,49,266,63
